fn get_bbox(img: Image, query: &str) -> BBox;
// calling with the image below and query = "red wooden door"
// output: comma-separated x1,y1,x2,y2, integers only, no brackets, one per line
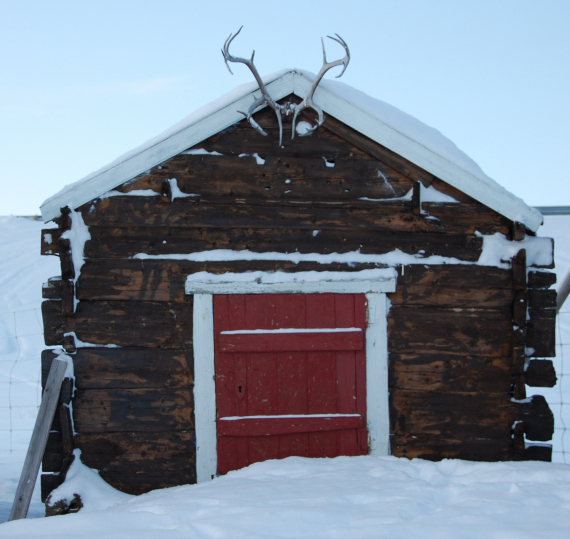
214,293,368,475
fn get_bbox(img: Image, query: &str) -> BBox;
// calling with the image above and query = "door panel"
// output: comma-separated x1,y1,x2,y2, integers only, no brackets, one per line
214,293,368,475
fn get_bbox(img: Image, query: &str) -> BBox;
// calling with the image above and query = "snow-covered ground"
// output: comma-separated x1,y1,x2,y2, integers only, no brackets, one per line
0,213,568,533
0,216,58,523
2,455,570,539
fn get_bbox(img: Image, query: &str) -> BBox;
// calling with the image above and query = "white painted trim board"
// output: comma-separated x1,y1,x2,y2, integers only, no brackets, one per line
186,278,396,295
192,294,217,483
191,280,391,482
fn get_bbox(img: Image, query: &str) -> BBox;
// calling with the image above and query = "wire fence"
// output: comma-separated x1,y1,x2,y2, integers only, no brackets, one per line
0,307,44,453
0,306,569,461
534,307,570,464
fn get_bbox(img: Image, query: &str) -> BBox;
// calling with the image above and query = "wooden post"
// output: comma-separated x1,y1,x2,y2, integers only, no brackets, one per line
512,249,527,400
9,358,68,521
412,182,421,216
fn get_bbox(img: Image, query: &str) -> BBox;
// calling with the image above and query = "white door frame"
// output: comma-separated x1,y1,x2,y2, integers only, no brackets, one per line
189,276,396,483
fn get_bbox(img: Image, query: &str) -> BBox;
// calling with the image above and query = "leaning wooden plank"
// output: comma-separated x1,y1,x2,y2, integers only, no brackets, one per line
9,358,67,521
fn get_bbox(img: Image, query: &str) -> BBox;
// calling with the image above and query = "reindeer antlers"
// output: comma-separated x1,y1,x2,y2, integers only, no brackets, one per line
222,26,284,145
222,28,350,144
292,34,350,138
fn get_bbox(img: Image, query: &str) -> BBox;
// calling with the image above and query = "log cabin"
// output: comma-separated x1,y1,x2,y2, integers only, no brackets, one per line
38,68,558,503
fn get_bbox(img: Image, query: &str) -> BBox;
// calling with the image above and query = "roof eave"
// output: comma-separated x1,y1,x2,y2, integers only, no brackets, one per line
41,69,541,232
40,71,298,223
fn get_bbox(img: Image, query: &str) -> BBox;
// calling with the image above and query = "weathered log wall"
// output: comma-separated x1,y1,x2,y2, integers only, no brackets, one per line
40,97,556,498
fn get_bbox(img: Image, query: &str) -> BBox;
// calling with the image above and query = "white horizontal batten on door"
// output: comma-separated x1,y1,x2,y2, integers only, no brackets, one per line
219,414,362,421
220,327,362,334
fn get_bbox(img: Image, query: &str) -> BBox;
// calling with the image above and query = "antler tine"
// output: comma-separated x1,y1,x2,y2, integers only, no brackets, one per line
221,26,244,75
327,34,350,78
292,34,350,139
221,26,284,145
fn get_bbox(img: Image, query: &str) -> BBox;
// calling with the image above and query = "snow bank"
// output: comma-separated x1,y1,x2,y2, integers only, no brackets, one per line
45,450,133,514
0,217,60,519
477,232,553,269
2,456,570,538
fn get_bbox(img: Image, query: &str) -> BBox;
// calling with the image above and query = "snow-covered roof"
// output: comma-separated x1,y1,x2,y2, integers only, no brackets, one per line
40,70,543,231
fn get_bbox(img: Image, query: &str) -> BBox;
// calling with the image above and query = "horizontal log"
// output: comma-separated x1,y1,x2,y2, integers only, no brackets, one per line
524,359,557,387
519,395,555,441
390,390,517,439
42,299,193,348
526,308,556,357
391,264,513,308
388,306,512,357
217,415,363,437
389,353,511,393
41,474,62,503
84,226,483,261
42,348,193,390
76,259,382,303
126,154,414,201
524,444,552,462
41,229,60,256
42,279,62,300
219,330,364,353
391,434,514,461
74,431,196,480
195,118,373,160
322,114,436,187
42,300,66,345
73,388,194,433
80,196,509,236
528,289,557,310
76,260,509,309
528,271,556,289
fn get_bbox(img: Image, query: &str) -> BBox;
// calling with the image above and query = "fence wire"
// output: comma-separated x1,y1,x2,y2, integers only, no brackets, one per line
534,306,570,464
0,306,569,461
0,307,44,453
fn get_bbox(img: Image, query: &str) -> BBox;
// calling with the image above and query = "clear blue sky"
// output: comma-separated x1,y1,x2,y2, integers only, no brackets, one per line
1,0,568,216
